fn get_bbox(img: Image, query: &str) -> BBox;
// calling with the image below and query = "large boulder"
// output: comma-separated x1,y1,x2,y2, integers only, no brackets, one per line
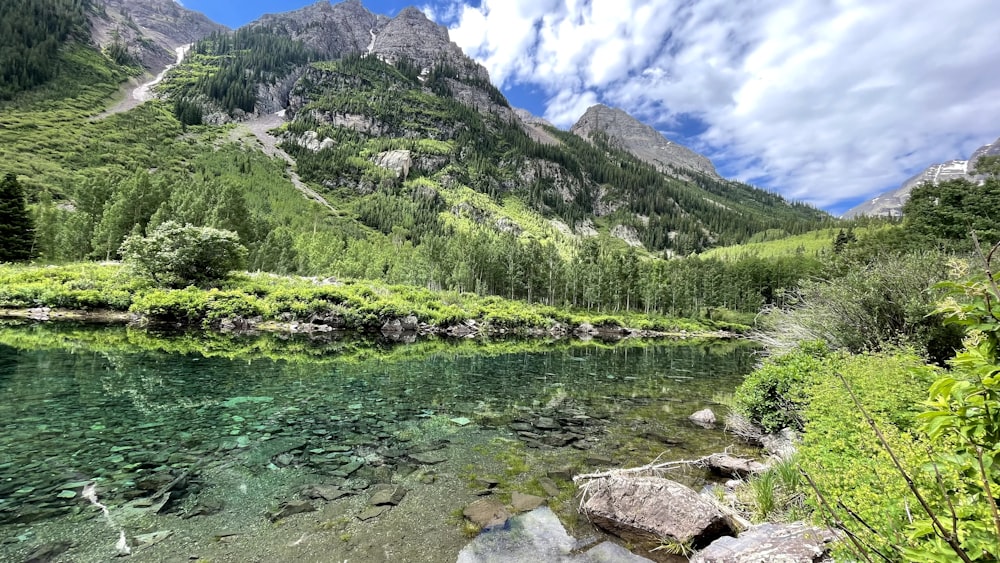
691,522,837,563
581,477,734,549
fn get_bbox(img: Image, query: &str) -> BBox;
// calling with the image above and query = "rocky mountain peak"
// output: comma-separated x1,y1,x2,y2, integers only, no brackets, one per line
90,0,225,71
570,104,719,178
843,136,1000,218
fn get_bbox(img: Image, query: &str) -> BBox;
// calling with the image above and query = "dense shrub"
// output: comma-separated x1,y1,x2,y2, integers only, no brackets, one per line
733,341,829,432
120,222,247,288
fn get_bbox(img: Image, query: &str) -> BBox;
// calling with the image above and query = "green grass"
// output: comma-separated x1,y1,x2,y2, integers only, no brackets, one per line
699,226,884,261
0,263,725,335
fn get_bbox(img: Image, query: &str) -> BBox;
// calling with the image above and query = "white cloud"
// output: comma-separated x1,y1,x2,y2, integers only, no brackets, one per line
451,0,1000,210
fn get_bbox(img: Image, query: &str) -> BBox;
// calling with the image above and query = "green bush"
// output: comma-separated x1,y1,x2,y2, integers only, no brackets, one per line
734,342,830,433
120,222,247,288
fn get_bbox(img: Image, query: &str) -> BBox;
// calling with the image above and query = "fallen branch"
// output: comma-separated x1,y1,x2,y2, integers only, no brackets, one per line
572,453,713,483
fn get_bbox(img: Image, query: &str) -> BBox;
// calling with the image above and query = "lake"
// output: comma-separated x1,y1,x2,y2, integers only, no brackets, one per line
0,322,758,562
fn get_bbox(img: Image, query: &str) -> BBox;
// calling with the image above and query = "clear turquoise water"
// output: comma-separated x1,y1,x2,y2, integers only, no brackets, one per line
0,324,758,561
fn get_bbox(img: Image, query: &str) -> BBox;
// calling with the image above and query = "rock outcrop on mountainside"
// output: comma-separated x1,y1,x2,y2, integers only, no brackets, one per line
844,136,1000,218
252,1,487,83
571,104,719,179
90,0,225,71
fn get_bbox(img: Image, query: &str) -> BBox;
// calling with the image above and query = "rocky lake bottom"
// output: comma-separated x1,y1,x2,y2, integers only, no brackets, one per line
0,323,758,562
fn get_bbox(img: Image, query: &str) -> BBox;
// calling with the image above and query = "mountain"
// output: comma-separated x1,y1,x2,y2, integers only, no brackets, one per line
570,104,719,178
90,0,226,71
844,136,1000,218
2,0,831,310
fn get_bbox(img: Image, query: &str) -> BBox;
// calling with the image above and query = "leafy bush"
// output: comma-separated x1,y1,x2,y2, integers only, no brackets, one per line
734,341,830,433
761,250,963,363
120,222,247,288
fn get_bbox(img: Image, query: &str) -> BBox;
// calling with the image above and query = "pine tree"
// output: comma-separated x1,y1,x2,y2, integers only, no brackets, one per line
0,173,35,262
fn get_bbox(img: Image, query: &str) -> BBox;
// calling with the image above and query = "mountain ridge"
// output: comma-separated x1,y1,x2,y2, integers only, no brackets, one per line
570,103,719,179
844,136,1000,218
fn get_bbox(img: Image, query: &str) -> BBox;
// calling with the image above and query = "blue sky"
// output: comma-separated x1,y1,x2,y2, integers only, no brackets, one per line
178,0,1000,215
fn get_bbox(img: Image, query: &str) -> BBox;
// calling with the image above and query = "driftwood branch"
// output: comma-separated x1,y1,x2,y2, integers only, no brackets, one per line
572,453,714,482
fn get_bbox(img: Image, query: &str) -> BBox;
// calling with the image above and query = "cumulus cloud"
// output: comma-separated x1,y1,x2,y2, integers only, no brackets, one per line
450,0,1000,210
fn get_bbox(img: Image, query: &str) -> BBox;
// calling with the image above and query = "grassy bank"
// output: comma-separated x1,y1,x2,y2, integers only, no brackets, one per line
0,263,742,336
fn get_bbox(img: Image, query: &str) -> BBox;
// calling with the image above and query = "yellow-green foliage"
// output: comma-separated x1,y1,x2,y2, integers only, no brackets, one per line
699,226,882,261
0,263,716,334
797,351,939,557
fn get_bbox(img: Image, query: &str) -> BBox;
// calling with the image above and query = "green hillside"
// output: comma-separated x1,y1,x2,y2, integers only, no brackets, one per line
0,18,834,320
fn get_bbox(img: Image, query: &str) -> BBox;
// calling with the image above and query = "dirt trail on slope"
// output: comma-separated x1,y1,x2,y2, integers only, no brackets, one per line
94,44,191,119
234,111,337,213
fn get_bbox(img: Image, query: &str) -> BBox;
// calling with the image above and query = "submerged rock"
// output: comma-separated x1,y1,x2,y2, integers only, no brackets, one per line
691,522,837,563
581,477,733,549
457,506,651,562
463,499,511,530
706,454,767,479
689,408,717,427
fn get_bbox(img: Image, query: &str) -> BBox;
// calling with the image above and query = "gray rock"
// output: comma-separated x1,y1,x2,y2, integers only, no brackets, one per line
463,499,511,530
357,505,388,521
707,454,767,478
689,408,718,427
692,522,838,563
268,499,316,522
369,485,406,506
133,530,173,550
457,507,652,562
511,492,545,512
302,485,350,501
582,477,734,548
533,417,561,430
372,149,412,179
538,477,560,497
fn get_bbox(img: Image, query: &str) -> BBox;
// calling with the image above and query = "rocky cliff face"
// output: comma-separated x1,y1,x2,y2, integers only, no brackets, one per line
844,136,1000,218
251,1,488,83
252,0,386,58
570,104,719,178
90,0,225,71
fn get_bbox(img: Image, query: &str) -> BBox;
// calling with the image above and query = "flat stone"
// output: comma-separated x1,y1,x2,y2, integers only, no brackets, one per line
547,466,574,481
268,499,316,522
509,423,534,432
692,522,838,563
511,492,545,512
706,454,767,479
585,454,614,466
302,485,350,501
533,417,561,430
134,530,173,549
463,499,511,530
537,477,560,497
369,485,406,506
357,505,388,521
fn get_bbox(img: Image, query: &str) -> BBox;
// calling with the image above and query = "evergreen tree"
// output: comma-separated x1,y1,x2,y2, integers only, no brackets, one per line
0,173,35,261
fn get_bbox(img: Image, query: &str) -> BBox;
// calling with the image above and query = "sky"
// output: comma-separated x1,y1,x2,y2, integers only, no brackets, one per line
178,0,1000,215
